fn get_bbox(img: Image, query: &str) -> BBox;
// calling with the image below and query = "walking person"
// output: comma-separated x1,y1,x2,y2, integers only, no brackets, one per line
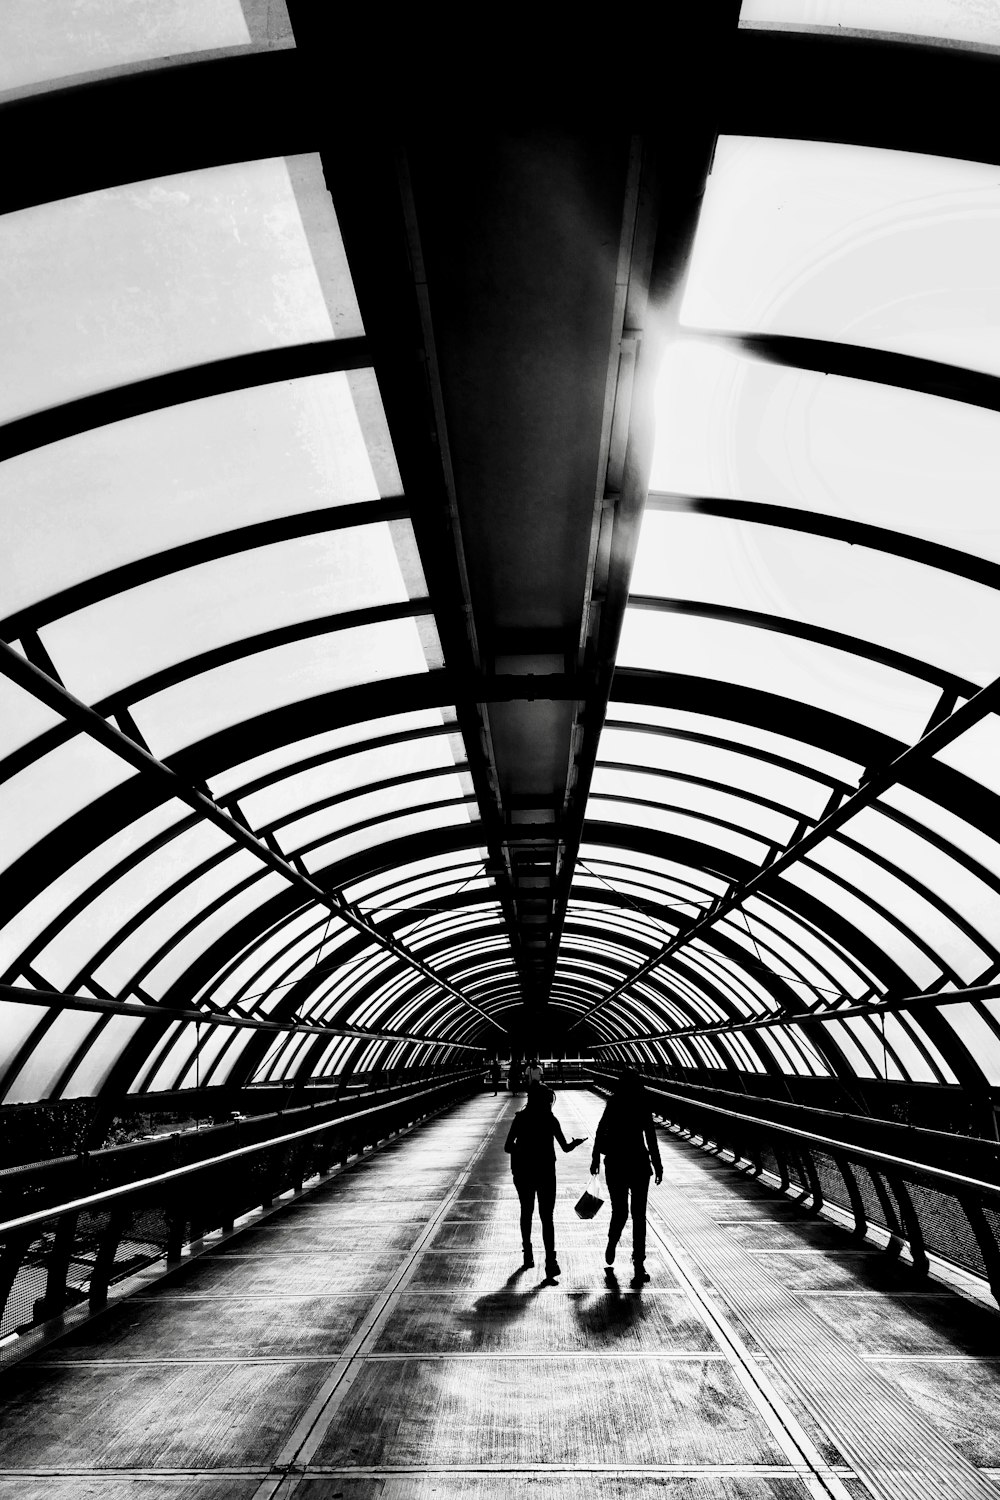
526,1057,544,1085
505,1083,586,1278
508,1056,523,1095
489,1058,503,1095
591,1070,663,1287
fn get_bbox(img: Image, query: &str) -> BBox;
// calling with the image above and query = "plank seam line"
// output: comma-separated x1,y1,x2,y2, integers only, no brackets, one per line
261,1097,509,1484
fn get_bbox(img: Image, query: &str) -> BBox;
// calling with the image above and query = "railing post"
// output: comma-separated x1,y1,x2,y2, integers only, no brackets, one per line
88,1206,131,1310
39,1211,79,1319
833,1153,869,1241
888,1177,929,1277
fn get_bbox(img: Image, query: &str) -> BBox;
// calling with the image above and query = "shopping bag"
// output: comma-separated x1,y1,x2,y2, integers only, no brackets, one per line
574,1173,605,1219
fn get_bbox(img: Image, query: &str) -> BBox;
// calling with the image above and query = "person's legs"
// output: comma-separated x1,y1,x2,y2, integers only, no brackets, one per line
630,1173,650,1269
537,1174,557,1269
604,1164,629,1264
513,1174,536,1261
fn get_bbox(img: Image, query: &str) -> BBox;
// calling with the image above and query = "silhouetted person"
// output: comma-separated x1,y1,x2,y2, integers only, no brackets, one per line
508,1057,523,1095
489,1059,503,1094
591,1070,662,1287
526,1057,544,1085
505,1082,585,1276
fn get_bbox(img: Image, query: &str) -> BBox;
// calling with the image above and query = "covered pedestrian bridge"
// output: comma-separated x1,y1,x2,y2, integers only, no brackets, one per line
3,3,1000,1496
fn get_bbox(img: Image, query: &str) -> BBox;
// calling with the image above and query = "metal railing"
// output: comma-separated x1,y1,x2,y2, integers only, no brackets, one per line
0,1068,479,1346
588,1067,1000,1306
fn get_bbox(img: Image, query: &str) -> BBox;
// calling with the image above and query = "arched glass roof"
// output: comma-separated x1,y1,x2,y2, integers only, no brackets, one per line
3,1,1000,1116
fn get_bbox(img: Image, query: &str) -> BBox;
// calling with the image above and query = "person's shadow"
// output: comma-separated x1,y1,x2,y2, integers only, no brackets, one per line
567,1267,652,1344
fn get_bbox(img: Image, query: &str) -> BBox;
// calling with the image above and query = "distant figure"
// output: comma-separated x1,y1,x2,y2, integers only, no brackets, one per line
489,1058,503,1095
591,1070,662,1287
508,1057,523,1095
526,1057,544,1085
504,1083,586,1277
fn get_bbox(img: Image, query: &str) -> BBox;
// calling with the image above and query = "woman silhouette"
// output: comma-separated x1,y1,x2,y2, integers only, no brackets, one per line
504,1083,586,1277
591,1070,662,1286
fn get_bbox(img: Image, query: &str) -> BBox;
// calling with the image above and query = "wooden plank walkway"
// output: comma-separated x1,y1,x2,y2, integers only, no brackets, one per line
0,1089,999,1498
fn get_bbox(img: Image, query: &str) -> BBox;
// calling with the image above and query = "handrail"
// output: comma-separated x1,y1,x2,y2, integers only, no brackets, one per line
588,1071,1000,1207
0,1071,478,1238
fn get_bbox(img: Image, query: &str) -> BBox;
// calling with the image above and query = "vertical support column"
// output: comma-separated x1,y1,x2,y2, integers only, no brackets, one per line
39,1212,79,1319
834,1154,869,1241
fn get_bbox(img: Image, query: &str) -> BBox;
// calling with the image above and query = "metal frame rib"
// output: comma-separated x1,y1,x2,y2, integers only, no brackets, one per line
0,642,506,1035
569,667,1000,1034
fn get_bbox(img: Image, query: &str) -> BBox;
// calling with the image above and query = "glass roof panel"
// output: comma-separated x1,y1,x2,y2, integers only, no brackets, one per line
588,795,770,865
0,154,359,424
740,0,1000,49
1,371,390,624
631,509,1000,690
242,733,462,831
879,784,1000,879
810,838,990,982
208,1026,258,1085
210,706,458,801
606,702,862,787
780,863,941,986
142,870,289,999
936,716,1000,797
0,672,64,761
4,1009,102,1103
598,723,831,820
131,616,442,759
279,776,473,856
685,136,1000,376
41,522,423,706
33,820,234,989
618,607,937,746
300,802,475,876
60,1014,145,1098
0,1,289,96
0,1001,46,1079
649,342,1000,569
820,1017,878,1078
745,894,881,998
0,734,135,875
590,765,798,846
940,1003,1000,1084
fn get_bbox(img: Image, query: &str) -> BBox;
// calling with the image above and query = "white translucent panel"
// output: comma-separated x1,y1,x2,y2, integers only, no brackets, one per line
632,510,1000,690
588,795,770,867
740,0,1000,49
271,1033,313,1082
936,715,1000,797
36,820,233,988
210,706,458,800
811,838,989,982
145,1025,201,1092
746,894,878,998
0,155,359,425
0,674,62,762
880,784,1000,881
95,851,263,993
133,616,441,759
0,799,193,978
590,765,798,847
281,775,473,855
0,1,258,95
0,1001,45,1076
200,907,326,1008
0,735,134,874
649,341,1000,567
343,846,486,906
45,522,422,706
573,868,706,918
756,1030,796,1074
60,1014,145,1098
141,871,289,998
606,702,861,788
686,136,1000,375
717,916,837,1004
618,608,937,748
1,373,394,622
209,1026,259,1085
940,1002,1000,1084
873,1014,936,1083
690,940,779,1014
902,1015,960,1084
176,1024,240,1090
853,807,999,948
781,863,941,986
690,1037,723,1069
4,1009,103,1103
128,1019,182,1093
598,724,830,821
228,923,330,1010
820,1018,878,1079
300,802,474,875
242,734,462,831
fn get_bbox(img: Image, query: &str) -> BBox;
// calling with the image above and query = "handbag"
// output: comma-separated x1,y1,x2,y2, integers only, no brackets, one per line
574,1172,605,1220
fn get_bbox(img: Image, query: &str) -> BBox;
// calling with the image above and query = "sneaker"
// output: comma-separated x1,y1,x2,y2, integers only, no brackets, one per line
630,1266,651,1287
545,1257,561,1278
604,1241,615,1267
522,1246,534,1268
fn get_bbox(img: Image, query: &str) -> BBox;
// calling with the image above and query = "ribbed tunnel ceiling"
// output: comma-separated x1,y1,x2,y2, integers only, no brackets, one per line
3,2,1000,1112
